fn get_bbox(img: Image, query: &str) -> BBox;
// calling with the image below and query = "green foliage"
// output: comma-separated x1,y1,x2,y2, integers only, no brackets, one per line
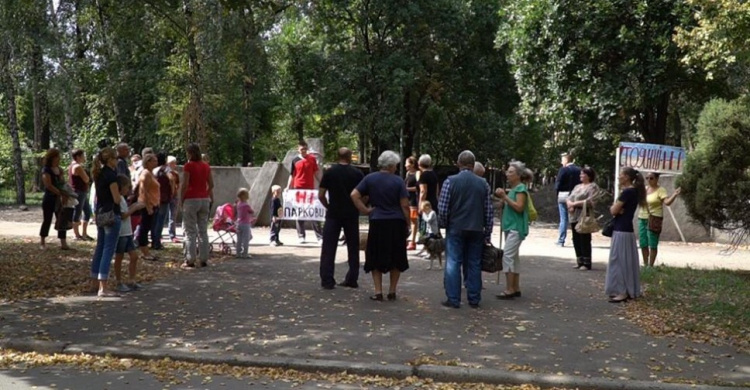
498,0,696,145
676,0,750,84
678,98,750,230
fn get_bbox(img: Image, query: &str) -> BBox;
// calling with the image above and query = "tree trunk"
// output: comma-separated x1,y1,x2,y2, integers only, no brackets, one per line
30,42,50,151
403,89,413,158
638,93,670,145
240,7,260,166
183,0,207,150
1,46,27,205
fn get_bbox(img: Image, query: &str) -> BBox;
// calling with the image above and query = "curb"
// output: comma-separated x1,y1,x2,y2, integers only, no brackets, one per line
0,339,745,390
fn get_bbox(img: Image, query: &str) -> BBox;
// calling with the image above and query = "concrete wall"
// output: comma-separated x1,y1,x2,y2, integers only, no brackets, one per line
531,176,712,244
209,164,287,227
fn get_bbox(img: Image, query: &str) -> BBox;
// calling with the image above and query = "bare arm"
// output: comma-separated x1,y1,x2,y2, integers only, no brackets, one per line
664,187,681,206
42,173,62,196
75,165,90,184
419,183,428,205
179,171,191,207
400,197,410,222
351,189,372,215
610,200,625,216
122,202,146,218
495,188,526,213
207,169,214,203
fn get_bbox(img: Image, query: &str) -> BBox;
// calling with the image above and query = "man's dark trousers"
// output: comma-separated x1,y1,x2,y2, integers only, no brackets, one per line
320,217,360,288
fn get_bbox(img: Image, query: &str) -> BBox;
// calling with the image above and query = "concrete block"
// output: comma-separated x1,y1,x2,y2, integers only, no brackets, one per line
248,161,286,226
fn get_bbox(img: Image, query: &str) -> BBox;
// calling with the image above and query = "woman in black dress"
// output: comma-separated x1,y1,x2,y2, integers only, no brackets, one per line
351,151,410,301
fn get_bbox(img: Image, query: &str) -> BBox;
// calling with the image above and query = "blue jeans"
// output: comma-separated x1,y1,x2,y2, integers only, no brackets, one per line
557,202,569,244
73,191,92,222
444,229,484,306
167,199,178,239
151,202,170,248
91,216,122,280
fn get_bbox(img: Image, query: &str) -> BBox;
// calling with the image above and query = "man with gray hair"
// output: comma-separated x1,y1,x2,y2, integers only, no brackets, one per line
116,143,131,179
473,162,485,177
438,150,494,309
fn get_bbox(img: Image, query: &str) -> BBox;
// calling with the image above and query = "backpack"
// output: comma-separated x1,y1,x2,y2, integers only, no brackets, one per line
156,166,172,202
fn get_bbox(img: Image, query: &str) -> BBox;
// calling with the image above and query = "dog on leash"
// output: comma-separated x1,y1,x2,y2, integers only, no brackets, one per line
339,232,369,251
417,235,445,270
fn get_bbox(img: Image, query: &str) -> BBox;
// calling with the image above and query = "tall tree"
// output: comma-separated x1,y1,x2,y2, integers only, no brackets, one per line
0,3,27,204
498,0,696,145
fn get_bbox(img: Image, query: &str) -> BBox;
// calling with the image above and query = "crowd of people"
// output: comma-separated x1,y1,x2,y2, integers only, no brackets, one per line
554,152,681,303
36,140,681,304
38,142,203,297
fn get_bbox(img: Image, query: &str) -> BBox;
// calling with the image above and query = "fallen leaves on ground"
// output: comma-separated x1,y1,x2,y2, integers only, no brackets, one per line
0,237,230,302
0,349,576,389
625,266,749,353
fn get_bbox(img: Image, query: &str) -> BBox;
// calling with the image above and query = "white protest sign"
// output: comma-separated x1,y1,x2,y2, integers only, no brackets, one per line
282,189,326,221
618,142,686,175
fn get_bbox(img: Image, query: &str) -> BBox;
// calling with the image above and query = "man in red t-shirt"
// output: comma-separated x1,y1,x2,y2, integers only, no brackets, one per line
286,141,323,244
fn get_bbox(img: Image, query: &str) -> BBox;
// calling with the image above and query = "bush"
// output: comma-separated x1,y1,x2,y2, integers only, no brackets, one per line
678,98,750,230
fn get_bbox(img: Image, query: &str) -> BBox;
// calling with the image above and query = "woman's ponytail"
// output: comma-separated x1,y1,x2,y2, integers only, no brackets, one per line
633,170,647,207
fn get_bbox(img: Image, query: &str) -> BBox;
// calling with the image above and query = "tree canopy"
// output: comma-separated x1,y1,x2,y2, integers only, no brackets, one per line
0,0,748,224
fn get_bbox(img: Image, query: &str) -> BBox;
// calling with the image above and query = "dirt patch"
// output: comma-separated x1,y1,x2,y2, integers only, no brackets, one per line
0,205,44,224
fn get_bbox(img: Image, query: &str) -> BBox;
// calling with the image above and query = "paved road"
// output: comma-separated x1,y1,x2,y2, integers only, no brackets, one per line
0,221,748,388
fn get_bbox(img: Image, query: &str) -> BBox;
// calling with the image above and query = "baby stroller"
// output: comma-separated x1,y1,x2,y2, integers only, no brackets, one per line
209,203,237,254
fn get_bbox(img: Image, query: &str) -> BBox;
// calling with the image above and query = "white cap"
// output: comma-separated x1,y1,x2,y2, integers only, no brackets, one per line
167,155,177,164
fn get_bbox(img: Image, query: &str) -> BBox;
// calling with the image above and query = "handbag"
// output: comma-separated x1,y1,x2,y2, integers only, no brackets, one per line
527,193,538,223
96,209,116,227
481,244,503,273
646,203,663,234
575,198,600,234
601,219,614,237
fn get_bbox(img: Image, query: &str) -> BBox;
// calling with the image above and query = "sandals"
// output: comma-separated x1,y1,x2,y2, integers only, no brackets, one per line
387,293,397,301
97,290,121,298
608,294,630,303
143,255,159,261
369,293,383,301
181,262,196,269
496,291,515,300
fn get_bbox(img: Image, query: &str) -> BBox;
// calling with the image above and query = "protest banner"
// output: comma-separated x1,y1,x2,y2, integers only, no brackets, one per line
614,142,688,243
282,189,326,221
618,142,686,175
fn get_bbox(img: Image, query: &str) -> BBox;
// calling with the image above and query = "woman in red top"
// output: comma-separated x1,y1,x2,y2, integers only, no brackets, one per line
179,143,214,268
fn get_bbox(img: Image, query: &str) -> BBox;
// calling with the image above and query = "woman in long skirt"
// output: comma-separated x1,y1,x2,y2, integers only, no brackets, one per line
351,150,410,301
605,167,646,303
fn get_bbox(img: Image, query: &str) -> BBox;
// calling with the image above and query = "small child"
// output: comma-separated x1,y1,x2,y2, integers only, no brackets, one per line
269,185,284,246
421,201,440,239
114,175,146,293
235,188,255,258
